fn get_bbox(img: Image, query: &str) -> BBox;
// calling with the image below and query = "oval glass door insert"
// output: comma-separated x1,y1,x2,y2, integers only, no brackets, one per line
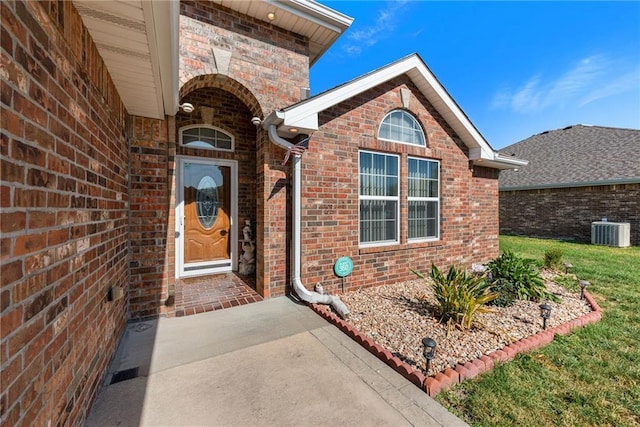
196,175,219,228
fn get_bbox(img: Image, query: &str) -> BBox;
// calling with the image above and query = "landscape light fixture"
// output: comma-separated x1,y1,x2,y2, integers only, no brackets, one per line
539,303,552,330
422,337,437,374
563,262,573,274
579,280,590,300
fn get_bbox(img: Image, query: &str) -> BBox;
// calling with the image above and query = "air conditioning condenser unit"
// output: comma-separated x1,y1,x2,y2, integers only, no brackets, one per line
591,222,631,247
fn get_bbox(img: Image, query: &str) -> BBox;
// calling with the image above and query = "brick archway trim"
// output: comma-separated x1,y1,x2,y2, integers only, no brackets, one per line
179,74,263,119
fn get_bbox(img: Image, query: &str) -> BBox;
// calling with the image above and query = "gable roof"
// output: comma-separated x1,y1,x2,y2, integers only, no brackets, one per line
264,53,526,170
499,125,640,190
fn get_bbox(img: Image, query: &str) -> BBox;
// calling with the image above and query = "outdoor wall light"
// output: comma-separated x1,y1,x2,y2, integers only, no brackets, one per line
267,12,276,21
539,303,552,330
579,280,590,300
179,102,194,113
422,337,437,374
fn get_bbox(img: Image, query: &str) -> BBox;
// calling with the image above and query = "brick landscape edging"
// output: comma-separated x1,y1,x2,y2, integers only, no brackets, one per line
310,291,602,397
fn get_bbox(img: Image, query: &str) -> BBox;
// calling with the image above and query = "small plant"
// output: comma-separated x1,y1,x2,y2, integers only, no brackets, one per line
412,264,498,330
487,250,558,307
554,273,579,293
543,248,564,270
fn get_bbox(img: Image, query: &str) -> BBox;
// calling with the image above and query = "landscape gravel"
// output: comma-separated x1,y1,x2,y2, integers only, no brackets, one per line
321,270,592,376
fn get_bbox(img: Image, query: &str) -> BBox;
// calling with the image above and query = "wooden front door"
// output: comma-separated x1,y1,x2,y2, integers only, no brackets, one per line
178,159,236,276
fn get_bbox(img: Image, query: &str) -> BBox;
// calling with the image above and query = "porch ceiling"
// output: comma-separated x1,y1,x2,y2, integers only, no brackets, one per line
73,0,178,120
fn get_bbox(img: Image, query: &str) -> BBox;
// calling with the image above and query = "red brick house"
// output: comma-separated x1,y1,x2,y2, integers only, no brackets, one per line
1,1,524,425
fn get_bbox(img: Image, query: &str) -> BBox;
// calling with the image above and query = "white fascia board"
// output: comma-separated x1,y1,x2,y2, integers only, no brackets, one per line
283,56,420,126
262,110,286,128
139,1,164,119
284,114,318,131
267,0,353,33
493,153,529,166
408,60,494,158
473,153,529,170
282,54,496,159
147,0,180,117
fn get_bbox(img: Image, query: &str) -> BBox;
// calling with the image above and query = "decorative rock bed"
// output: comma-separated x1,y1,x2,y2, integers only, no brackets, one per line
311,271,602,397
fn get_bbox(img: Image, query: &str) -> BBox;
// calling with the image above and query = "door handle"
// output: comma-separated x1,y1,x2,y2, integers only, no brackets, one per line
220,230,228,236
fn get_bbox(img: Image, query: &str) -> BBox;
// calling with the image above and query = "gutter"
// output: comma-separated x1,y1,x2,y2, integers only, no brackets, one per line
266,124,350,319
470,149,529,170
500,177,640,191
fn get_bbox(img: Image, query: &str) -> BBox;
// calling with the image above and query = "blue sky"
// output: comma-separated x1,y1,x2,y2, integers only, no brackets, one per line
310,1,640,149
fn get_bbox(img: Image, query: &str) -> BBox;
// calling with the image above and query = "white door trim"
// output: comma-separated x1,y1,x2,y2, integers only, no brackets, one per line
175,156,238,278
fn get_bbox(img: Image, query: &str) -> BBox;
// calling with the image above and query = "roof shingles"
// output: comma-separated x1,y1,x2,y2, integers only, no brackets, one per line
498,125,640,189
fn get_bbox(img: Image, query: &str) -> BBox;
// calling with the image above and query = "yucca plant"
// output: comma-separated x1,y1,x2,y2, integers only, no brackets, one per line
487,250,558,306
412,264,498,330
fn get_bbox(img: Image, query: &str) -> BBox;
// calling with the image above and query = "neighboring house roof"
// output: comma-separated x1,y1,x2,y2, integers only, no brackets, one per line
73,0,353,119
499,125,640,190
264,53,527,170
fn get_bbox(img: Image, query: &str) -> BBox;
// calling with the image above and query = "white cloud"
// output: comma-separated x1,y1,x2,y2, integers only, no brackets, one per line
579,69,640,106
511,76,543,111
546,56,607,103
492,55,639,113
342,1,409,56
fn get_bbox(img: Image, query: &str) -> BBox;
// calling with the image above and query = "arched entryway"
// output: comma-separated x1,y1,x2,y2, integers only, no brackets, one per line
171,77,264,316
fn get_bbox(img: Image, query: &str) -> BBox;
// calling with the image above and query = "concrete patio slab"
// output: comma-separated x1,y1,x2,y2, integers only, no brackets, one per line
85,297,468,427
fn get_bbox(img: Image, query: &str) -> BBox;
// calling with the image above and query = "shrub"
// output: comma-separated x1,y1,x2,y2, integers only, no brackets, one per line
544,248,564,270
412,264,498,330
487,250,558,307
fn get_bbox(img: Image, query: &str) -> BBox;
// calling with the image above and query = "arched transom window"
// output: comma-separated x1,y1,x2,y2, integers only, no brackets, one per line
378,110,425,146
180,125,234,152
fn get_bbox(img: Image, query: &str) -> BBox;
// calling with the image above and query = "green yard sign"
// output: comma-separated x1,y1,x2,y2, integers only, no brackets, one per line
334,257,353,277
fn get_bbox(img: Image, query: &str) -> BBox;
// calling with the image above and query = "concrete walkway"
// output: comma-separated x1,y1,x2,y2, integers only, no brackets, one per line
86,297,468,426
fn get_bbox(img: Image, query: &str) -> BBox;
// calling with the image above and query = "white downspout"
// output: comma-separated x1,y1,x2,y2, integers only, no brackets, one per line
267,125,350,319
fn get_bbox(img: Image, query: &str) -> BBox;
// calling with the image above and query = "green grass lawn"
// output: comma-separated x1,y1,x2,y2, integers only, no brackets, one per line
436,236,640,427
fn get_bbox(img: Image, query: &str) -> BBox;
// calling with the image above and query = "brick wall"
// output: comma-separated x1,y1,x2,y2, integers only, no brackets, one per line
140,0,308,300
179,0,309,106
471,166,500,261
179,0,310,298
129,116,174,318
176,87,257,234
1,1,128,425
299,77,500,295
500,183,640,245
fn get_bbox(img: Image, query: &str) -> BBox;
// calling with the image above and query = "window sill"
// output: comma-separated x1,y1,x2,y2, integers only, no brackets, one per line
359,239,443,255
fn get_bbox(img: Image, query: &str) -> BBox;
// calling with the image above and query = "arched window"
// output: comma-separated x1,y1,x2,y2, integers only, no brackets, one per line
378,110,426,146
180,125,234,152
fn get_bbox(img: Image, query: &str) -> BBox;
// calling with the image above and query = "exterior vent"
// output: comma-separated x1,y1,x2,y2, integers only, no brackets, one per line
591,222,631,247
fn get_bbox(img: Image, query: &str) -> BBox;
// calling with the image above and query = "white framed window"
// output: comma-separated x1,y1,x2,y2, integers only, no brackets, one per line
408,157,439,241
378,110,426,146
180,125,234,152
359,151,399,246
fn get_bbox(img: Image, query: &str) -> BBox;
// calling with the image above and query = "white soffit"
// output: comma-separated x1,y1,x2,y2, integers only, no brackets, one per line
212,0,353,65
73,0,178,119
